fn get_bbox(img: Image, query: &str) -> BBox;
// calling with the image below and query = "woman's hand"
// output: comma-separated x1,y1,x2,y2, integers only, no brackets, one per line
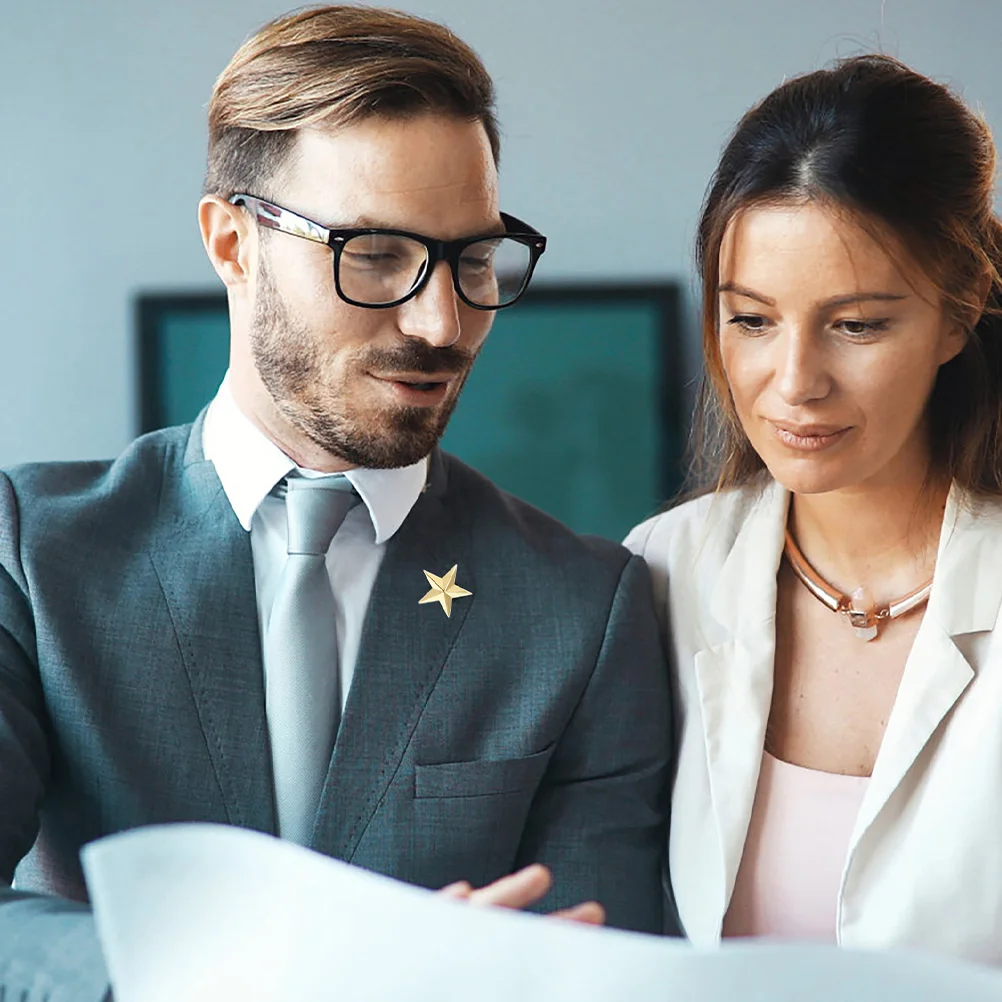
439,864,606,925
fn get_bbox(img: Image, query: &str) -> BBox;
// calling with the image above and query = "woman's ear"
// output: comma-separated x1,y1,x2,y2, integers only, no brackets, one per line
970,268,994,322
939,324,967,366
199,196,254,287
940,269,995,365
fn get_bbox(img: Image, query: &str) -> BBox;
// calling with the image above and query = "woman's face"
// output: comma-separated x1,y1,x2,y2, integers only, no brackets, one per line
717,200,965,496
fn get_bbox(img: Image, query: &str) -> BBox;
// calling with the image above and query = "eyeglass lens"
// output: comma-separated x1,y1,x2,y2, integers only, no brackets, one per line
337,233,532,307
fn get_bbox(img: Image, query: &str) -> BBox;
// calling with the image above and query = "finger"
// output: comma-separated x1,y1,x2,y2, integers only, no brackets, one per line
439,880,473,899
549,901,606,925
468,864,553,909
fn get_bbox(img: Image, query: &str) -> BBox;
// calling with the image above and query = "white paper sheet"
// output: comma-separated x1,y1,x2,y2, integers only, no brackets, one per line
82,823,1002,1002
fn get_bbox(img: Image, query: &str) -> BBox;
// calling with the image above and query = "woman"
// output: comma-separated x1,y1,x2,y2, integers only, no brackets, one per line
625,54,1002,962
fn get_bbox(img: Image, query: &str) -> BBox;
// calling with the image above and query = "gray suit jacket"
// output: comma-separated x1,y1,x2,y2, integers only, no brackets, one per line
0,418,672,1001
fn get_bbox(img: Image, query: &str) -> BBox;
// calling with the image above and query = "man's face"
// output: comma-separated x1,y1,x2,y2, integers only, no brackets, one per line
246,114,499,469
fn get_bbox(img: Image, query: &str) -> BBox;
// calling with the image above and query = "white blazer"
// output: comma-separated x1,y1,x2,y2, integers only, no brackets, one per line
625,479,1002,964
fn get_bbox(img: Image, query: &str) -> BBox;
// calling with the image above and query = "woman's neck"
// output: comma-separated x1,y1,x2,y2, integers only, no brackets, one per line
788,464,949,604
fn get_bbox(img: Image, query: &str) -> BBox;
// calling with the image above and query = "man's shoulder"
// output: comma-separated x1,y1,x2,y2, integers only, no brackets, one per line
1,424,195,531
437,452,632,575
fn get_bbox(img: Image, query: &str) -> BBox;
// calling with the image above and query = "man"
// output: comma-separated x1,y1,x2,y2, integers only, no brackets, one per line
0,7,671,999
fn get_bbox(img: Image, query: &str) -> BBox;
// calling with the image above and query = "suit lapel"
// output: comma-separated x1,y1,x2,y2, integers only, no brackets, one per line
312,451,475,858
149,419,276,835
692,481,788,934
853,622,972,844
852,487,1002,847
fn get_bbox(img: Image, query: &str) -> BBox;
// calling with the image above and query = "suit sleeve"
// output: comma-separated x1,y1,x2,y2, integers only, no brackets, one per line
0,473,111,1001
514,553,673,934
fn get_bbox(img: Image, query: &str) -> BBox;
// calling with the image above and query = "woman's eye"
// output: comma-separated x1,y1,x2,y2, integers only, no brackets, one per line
726,314,769,333
835,318,888,337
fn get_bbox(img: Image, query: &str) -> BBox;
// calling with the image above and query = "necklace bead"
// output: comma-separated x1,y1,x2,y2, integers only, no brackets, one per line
784,530,933,642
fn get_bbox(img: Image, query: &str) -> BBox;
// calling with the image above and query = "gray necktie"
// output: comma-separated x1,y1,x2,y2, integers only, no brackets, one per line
266,475,359,846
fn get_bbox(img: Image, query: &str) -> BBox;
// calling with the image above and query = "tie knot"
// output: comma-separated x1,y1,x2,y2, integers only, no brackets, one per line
281,476,359,555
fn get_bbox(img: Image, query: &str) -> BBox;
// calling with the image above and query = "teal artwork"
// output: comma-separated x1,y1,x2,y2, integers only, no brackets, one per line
441,297,678,541
157,313,231,430
137,294,230,436
137,285,681,541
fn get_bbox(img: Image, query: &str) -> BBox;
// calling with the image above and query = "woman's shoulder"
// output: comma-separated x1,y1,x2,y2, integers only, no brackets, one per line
624,478,778,567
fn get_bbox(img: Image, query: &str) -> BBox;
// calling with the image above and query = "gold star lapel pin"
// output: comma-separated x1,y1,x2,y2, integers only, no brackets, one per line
419,565,472,618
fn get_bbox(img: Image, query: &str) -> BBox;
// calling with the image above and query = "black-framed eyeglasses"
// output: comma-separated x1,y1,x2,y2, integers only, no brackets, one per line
229,193,547,311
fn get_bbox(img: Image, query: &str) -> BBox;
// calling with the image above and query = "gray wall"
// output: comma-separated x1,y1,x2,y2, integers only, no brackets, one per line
2,0,1000,464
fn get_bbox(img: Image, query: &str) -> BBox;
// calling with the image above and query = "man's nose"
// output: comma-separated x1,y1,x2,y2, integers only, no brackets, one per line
774,326,832,406
397,260,462,348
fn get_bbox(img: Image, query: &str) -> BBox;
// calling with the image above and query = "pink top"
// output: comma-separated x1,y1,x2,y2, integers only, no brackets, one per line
722,751,869,941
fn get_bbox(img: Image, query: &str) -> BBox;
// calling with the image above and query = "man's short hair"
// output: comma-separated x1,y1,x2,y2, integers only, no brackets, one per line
204,5,500,198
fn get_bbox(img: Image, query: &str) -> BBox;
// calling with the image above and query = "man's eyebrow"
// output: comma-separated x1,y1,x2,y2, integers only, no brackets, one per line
326,214,393,229
326,216,507,240
718,283,909,309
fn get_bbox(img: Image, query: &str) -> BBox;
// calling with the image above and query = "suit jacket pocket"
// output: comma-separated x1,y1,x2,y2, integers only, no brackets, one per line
414,746,552,799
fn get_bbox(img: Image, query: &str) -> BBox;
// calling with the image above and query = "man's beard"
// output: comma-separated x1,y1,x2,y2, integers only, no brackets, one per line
249,260,476,469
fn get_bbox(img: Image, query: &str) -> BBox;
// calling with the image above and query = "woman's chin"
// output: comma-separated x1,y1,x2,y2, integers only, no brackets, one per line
762,454,858,497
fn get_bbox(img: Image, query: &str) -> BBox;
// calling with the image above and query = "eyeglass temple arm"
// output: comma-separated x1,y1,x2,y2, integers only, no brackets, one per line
227,193,330,245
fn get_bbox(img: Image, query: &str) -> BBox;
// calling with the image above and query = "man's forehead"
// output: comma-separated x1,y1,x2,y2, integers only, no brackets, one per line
277,117,499,229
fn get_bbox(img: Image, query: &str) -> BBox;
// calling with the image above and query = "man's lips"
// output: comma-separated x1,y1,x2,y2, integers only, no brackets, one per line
767,420,852,451
373,371,457,389
369,372,457,406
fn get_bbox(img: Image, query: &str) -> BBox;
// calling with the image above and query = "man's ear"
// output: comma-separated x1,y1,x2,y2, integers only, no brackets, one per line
199,195,254,287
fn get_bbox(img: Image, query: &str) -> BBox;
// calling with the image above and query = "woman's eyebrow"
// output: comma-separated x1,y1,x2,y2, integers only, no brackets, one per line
821,292,909,308
718,282,775,306
718,283,909,309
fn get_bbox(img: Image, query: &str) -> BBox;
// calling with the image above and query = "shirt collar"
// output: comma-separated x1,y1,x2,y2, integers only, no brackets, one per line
202,373,427,544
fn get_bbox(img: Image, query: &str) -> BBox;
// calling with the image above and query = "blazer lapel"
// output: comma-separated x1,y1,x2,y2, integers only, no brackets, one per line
692,481,788,937
148,418,276,835
852,487,1002,845
312,451,475,859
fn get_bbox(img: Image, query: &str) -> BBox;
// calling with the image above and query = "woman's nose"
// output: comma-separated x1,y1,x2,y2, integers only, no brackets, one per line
773,326,832,406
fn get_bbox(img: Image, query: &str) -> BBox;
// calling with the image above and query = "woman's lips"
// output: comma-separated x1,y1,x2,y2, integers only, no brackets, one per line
768,421,852,451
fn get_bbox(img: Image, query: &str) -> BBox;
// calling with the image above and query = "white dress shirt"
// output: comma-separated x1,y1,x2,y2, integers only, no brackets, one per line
202,374,428,720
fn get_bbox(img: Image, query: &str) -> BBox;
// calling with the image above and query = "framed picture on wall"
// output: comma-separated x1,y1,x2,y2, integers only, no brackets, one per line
136,282,684,541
